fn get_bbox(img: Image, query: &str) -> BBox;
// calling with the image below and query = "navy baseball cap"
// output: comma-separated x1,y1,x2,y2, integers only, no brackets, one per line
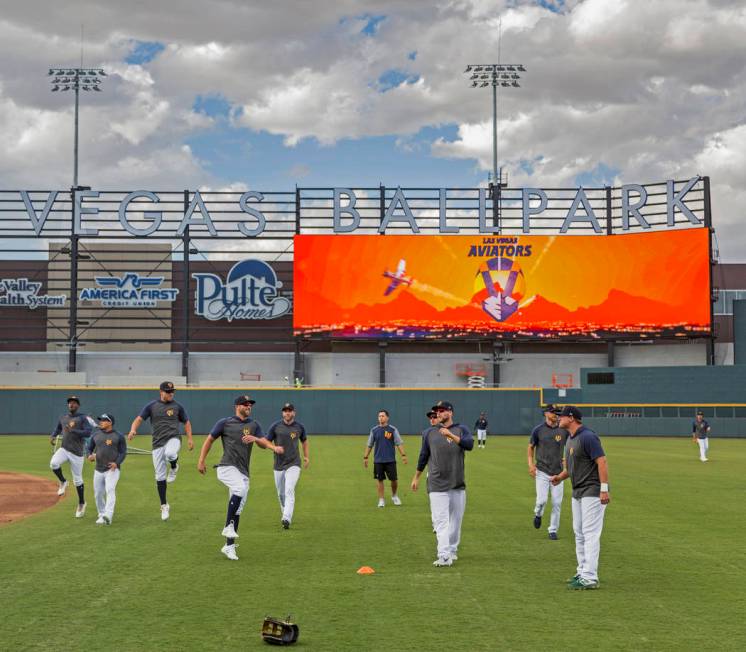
235,395,256,406
67,395,80,404
98,413,115,425
696,410,704,416
426,410,438,418
431,400,454,412
160,381,175,392
559,405,583,421
542,404,561,414
282,403,295,411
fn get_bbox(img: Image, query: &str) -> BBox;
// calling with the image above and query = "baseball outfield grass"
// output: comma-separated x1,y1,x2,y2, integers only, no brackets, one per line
0,435,744,651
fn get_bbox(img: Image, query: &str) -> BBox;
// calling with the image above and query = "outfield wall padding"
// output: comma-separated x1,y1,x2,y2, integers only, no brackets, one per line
0,388,541,436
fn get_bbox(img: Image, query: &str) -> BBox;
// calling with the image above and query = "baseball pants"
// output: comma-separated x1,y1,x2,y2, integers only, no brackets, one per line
217,466,249,515
50,448,84,486
477,429,487,444
274,466,301,524
571,496,606,582
697,438,709,460
429,489,466,560
152,438,182,481
93,468,120,521
534,470,564,533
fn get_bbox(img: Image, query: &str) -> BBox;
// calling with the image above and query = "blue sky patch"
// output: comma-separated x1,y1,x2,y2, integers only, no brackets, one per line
193,94,232,118
535,0,566,13
125,40,165,65
360,14,386,35
186,123,482,189
575,162,620,188
378,69,420,92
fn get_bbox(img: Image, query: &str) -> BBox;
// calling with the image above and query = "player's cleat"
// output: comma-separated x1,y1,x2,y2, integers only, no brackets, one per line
377,498,385,508
701,458,708,462
281,519,290,529
549,532,558,540
566,574,580,584
221,544,239,561
95,515,105,525
102,515,111,525
57,480,68,496
160,504,170,521
391,495,402,506
450,554,458,561
166,463,179,483
569,578,599,590
433,556,453,567
533,514,541,529
221,521,239,539
75,503,86,518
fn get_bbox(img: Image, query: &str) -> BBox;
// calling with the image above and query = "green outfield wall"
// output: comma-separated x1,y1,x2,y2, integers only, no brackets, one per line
0,387,541,436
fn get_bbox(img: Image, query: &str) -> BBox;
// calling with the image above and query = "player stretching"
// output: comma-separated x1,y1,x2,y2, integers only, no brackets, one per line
266,403,309,529
364,409,407,507
411,400,474,566
86,414,127,525
128,381,193,521
528,404,567,540
551,406,610,590
692,410,711,462
49,396,95,518
197,395,283,561
474,412,488,449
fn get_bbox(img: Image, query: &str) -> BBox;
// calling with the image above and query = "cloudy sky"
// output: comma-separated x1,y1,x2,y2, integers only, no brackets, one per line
1,0,745,258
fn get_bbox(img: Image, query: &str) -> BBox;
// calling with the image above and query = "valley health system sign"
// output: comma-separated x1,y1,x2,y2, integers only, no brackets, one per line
193,259,291,322
0,278,66,308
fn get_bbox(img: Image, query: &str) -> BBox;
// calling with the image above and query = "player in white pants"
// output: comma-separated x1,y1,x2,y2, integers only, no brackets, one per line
49,395,95,518
129,381,193,521
411,400,474,567
551,406,610,590
86,414,127,525
692,411,711,462
267,403,309,529
198,395,283,561
528,405,568,539
474,413,488,449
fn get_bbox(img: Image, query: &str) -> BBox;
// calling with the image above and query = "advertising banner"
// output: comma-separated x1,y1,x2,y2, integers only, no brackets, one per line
293,229,711,339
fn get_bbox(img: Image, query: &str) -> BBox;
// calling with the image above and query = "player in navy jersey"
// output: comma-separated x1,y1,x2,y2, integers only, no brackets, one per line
364,409,408,507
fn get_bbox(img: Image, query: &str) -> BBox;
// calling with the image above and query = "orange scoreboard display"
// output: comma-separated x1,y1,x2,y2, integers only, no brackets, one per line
293,229,711,340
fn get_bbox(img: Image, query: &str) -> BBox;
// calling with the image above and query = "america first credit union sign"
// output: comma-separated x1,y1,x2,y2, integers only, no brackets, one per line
13,177,706,238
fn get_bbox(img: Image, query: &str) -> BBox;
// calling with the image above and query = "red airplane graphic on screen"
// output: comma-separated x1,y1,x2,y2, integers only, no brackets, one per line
383,259,413,296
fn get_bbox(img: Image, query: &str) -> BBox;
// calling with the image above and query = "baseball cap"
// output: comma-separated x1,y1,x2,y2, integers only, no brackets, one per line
67,395,81,404
159,381,175,392
281,403,295,411
696,410,704,416
558,405,583,421
98,413,115,425
542,403,560,414
234,395,256,406
426,410,438,418
431,400,454,412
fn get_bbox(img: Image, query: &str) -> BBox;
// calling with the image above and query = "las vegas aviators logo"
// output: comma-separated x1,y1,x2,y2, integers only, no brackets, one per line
193,259,291,322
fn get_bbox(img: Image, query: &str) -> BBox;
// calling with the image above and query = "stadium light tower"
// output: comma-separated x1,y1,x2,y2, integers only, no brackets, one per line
48,66,106,187
463,62,526,189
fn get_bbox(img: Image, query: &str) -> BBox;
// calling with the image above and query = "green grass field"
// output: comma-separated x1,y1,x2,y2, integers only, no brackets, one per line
1,435,744,651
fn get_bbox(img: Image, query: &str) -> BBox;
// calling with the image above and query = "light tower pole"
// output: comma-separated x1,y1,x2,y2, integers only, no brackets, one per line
48,66,106,372
463,63,525,232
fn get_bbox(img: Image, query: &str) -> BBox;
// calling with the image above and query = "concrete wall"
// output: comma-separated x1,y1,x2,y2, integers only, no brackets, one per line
190,352,294,386
305,353,379,387
613,341,706,366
